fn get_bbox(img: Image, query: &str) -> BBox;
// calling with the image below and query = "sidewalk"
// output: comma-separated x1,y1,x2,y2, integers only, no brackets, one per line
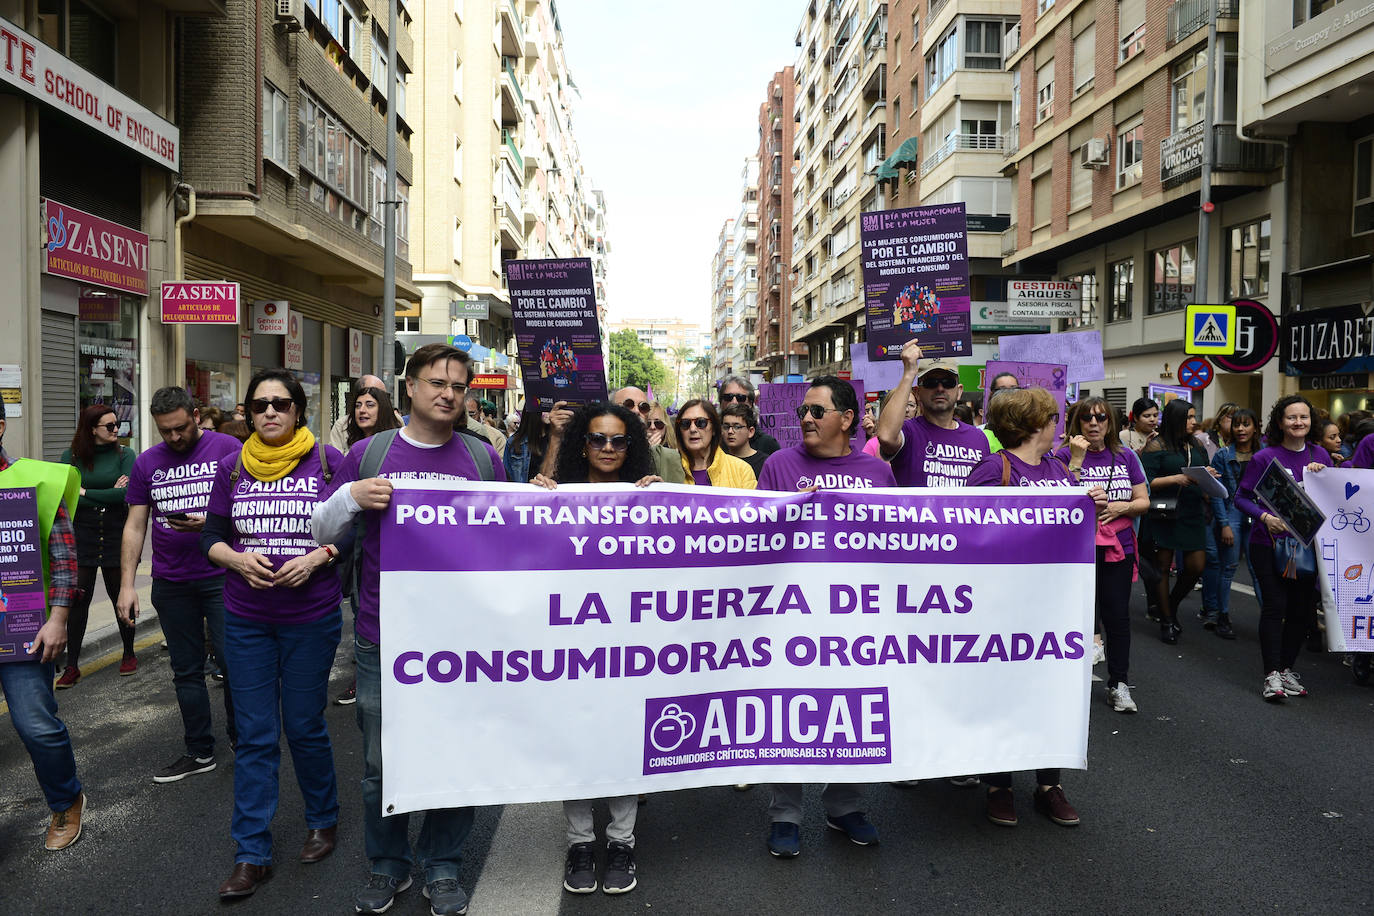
75,557,161,668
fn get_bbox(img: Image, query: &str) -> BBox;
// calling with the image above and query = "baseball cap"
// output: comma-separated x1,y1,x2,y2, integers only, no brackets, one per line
916,358,960,381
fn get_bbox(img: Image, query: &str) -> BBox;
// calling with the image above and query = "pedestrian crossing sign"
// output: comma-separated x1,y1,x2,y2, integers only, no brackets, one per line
1185,304,1237,355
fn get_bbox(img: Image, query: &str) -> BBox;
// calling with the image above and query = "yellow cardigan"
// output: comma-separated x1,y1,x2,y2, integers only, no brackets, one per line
680,447,757,489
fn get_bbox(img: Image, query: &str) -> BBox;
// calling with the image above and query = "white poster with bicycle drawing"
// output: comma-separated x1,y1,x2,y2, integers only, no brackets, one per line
1308,468,1374,652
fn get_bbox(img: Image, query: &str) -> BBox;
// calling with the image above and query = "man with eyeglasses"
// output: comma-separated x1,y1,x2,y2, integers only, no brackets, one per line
718,375,781,457
312,342,503,916
720,404,768,479
875,340,989,487
543,387,685,484
118,386,243,783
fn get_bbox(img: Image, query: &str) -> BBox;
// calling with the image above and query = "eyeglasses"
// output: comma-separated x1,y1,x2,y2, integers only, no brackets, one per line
721,423,750,432
621,399,652,414
720,392,752,404
1082,412,1110,424
795,404,841,420
1049,412,1060,424
95,422,119,433
679,417,712,430
918,376,959,390
585,432,630,452
416,377,468,394
647,419,667,430
250,397,295,414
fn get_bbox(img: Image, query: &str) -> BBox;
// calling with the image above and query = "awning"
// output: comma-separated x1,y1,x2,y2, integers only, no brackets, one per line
874,136,920,181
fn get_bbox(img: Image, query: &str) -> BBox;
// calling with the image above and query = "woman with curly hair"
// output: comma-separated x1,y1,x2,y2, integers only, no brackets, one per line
532,401,660,896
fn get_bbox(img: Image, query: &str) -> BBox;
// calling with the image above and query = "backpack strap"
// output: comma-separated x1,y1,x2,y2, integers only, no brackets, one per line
343,428,402,602
458,432,496,481
229,450,244,484
359,428,401,481
318,439,332,484
1000,451,1012,486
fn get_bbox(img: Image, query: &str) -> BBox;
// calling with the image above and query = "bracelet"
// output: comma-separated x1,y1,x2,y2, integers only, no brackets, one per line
322,544,338,565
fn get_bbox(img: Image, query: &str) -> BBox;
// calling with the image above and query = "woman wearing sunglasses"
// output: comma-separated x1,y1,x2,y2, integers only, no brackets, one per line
675,399,757,489
1055,398,1150,713
57,405,139,686
532,402,659,895
201,370,344,899
645,402,677,451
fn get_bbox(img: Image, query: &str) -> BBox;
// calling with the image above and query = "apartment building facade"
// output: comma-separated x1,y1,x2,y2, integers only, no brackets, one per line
790,0,891,376
758,66,803,382
712,217,737,376
0,0,209,457
999,0,1287,416
732,157,761,377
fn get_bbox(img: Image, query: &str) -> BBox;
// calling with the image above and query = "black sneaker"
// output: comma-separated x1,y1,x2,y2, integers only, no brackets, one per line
601,841,637,895
563,842,597,894
336,681,357,705
422,878,468,915
355,873,412,914
1215,613,1236,640
153,754,215,784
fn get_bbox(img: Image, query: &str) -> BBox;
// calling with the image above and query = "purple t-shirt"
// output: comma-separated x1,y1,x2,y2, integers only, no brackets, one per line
1054,445,1147,553
207,446,344,625
966,450,1074,488
126,430,242,581
757,444,897,491
325,432,506,643
692,469,712,487
1353,434,1374,469
889,417,989,487
1235,443,1332,548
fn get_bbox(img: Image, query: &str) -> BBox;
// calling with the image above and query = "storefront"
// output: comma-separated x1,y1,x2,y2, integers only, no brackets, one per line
1282,303,1374,419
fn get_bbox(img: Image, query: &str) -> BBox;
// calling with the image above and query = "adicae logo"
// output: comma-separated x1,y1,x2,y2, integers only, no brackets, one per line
649,704,696,753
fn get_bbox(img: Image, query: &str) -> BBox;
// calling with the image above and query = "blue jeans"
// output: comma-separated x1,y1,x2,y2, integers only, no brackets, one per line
356,636,473,883
1202,511,1253,619
223,611,342,865
0,659,82,811
151,575,235,757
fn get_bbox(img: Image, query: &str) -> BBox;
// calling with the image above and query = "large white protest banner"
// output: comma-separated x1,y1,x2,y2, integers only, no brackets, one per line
379,482,1096,813
1308,468,1374,652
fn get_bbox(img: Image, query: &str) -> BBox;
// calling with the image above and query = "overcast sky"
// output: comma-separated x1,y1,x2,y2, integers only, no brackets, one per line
558,1,800,332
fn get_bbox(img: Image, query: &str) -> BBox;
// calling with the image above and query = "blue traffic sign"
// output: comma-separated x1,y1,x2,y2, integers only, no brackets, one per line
1177,356,1214,390
1185,304,1236,355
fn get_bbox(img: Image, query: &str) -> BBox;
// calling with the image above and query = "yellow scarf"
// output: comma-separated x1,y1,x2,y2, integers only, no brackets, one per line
241,427,316,482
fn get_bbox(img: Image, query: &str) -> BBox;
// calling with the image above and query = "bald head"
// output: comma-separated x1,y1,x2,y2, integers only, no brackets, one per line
358,374,385,392
609,387,651,427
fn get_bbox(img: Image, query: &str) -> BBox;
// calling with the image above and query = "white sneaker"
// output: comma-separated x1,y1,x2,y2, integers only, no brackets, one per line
1280,669,1308,697
1263,670,1286,701
1108,683,1138,713
1092,642,1105,666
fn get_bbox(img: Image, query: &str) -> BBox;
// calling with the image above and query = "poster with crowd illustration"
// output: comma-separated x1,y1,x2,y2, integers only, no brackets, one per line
507,258,608,411
78,334,138,440
861,203,972,362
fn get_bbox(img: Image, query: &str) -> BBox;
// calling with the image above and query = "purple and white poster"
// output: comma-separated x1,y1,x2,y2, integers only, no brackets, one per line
507,258,608,411
862,204,972,362
0,488,47,663
378,481,1095,810
984,360,1070,441
756,380,867,451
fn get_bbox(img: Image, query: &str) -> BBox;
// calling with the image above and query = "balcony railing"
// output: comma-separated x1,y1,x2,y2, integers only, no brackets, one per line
1004,126,1020,156
501,129,523,173
503,60,524,106
921,133,1007,174
1001,224,1018,257
1169,0,1240,46
928,0,951,22
1160,123,1280,188
1003,22,1021,68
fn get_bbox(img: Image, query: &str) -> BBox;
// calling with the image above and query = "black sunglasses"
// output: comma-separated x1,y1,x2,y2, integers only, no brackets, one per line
720,392,752,404
1082,412,1110,424
795,404,841,420
621,399,652,414
95,422,119,433
919,375,958,390
585,432,630,452
647,419,666,430
678,417,712,430
250,397,295,414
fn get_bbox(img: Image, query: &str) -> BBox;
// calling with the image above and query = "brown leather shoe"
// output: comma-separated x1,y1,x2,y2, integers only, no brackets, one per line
45,792,87,850
298,825,337,864
217,862,271,898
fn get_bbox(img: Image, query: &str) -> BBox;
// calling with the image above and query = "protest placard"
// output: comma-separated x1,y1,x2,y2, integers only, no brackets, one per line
997,331,1105,384
1309,469,1374,652
0,488,46,664
984,360,1069,440
507,258,608,411
862,204,972,362
379,482,1096,811
756,380,867,450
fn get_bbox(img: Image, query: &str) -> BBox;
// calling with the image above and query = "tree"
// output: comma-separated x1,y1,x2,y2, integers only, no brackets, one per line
670,344,694,405
607,328,665,395
688,355,712,402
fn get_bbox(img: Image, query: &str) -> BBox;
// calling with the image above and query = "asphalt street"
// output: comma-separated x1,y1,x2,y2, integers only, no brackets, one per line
2,579,1371,915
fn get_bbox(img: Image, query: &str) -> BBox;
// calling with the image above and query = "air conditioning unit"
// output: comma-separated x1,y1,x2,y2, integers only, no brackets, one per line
1079,137,1108,169
274,0,304,32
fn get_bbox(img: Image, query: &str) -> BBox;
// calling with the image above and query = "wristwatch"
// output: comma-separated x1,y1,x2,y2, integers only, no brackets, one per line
322,544,339,566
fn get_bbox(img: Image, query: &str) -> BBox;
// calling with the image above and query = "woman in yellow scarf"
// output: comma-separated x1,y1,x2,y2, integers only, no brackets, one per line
201,369,344,900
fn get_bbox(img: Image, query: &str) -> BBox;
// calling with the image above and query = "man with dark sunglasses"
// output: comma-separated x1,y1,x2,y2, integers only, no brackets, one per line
875,340,988,487
542,387,685,484
717,375,781,457
118,386,243,783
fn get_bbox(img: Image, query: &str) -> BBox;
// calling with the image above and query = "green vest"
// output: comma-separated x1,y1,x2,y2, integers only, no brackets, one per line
0,458,81,616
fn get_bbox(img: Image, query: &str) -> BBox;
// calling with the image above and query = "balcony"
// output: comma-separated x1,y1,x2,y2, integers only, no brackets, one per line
1159,123,1280,188
929,0,952,22
1003,22,1020,68
1169,0,1240,47
522,187,541,229
500,129,524,174
921,133,1007,175
1001,224,1018,257
499,63,524,125
498,0,524,57
1004,126,1020,156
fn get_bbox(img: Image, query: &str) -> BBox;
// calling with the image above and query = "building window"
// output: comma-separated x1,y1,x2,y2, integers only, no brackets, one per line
298,90,368,234
453,53,464,102
1355,135,1374,235
371,24,389,91
1227,218,1271,298
1171,49,1208,131
396,315,420,333
911,11,919,42
1073,23,1095,93
453,218,462,263
1038,0,1055,13
1070,146,1093,211
308,0,362,59
964,20,1004,70
396,174,410,260
1295,1,1341,26
1118,0,1145,63
1150,241,1197,315
453,0,463,20
926,26,957,97
1065,272,1098,328
1109,259,1133,322
1036,60,1054,122
1116,118,1143,190
454,137,463,182
1032,174,1051,227
262,82,289,168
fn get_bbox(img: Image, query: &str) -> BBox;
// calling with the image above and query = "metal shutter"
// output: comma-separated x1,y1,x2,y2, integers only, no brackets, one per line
1103,387,1128,420
40,310,78,460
